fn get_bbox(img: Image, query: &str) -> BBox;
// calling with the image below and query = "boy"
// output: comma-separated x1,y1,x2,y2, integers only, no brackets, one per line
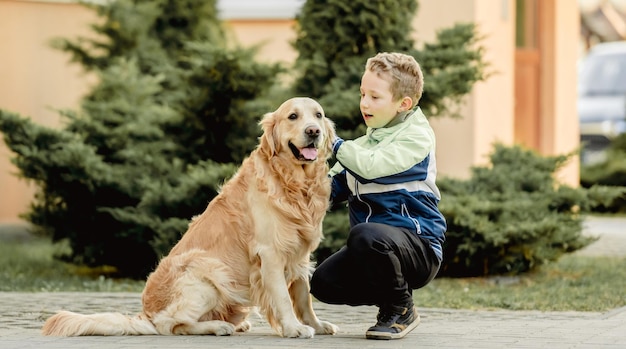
310,52,447,340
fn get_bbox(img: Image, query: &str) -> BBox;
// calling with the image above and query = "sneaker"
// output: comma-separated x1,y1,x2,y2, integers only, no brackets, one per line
365,305,420,340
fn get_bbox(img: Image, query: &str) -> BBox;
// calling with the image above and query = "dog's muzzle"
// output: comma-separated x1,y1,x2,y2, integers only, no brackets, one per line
289,142,318,161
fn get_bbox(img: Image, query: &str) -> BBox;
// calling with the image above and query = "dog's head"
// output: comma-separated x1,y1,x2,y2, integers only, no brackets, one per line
259,97,336,164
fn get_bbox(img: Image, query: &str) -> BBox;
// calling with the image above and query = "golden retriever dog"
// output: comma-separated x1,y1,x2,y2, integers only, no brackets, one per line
42,97,338,338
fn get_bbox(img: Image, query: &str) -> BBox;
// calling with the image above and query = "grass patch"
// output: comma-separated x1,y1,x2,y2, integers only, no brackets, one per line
416,254,626,312
1,228,625,312
0,232,144,292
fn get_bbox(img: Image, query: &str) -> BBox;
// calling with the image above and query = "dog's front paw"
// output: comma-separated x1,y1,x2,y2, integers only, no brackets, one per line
213,322,236,336
235,320,251,333
282,324,315,338
313,320,338,335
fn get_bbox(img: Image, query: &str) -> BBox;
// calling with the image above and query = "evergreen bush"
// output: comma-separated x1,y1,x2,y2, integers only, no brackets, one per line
437,144,625,277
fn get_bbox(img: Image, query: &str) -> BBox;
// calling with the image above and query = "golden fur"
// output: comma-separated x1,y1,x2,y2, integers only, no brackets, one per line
42,97,338,338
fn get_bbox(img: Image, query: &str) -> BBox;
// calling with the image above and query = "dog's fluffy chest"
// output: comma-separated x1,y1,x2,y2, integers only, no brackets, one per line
242,160,329,251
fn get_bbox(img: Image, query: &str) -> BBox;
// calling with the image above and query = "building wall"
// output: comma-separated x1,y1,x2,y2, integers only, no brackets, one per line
223,19,297,64
0,0,581,221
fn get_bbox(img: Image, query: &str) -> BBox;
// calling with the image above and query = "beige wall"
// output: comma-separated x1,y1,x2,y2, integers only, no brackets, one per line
0,0,96,127
224,19,297,64
0,0,581,221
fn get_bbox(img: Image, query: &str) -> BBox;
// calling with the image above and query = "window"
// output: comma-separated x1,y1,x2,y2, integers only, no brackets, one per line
515,0,538,48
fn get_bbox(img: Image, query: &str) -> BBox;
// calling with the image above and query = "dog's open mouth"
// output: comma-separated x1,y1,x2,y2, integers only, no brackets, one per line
289,142,318,161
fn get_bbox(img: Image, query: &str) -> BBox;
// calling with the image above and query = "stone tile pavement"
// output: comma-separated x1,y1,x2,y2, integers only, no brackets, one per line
0,216,625,348
575,215,626,257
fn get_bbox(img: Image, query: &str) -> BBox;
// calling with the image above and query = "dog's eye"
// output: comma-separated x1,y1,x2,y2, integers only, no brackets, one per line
316,112,323,119
288,113,298,120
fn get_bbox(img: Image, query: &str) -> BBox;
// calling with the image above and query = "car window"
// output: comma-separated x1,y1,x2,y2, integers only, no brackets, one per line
579,53,626,96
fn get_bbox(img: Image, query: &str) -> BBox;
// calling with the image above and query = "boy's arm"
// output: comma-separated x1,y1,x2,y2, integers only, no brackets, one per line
329,162,349,204
334,130,434,180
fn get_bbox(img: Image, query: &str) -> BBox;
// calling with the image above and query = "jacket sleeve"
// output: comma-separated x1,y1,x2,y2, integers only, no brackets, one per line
329,162,350,204
335,125,435,181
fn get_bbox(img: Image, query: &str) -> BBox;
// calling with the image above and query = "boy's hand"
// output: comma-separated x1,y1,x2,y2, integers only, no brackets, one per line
332,137,344,155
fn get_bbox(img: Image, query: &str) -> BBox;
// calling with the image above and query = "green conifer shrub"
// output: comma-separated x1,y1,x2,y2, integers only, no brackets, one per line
437,144,624,277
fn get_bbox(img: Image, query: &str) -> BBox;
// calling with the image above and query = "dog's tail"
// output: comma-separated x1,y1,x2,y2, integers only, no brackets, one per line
42,310,158,336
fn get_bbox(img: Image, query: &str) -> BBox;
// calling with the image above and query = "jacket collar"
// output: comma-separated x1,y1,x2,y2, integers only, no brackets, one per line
366,107,423,141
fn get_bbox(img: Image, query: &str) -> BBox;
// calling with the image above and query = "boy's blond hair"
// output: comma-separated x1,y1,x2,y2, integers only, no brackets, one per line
365,52,424,107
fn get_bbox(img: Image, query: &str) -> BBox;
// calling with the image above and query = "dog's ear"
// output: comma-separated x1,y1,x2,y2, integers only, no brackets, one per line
259,111,278,157
322,116,337,160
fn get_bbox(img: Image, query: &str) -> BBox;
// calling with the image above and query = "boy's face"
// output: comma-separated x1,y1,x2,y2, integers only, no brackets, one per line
359,70,407,129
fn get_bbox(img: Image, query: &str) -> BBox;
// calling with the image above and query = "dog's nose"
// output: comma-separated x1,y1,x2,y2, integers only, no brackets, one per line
305,125,321,138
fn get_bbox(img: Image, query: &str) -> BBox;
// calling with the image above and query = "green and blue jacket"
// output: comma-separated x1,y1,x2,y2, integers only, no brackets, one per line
330,107,447,261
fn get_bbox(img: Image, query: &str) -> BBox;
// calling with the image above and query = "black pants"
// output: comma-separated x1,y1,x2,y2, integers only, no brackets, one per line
310,222,440,307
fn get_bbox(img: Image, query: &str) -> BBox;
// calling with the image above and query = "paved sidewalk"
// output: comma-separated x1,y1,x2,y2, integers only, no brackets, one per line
1,216,625,348
0,292,625,349
576,215,626,257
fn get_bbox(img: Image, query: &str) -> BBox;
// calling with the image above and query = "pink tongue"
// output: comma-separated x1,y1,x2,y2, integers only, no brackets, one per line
301,147,318,160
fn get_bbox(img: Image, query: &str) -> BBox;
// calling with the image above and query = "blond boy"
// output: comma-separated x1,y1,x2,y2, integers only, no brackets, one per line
311,52,446,340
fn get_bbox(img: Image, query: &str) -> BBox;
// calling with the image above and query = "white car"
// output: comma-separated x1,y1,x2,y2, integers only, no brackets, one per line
578,41,626,165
